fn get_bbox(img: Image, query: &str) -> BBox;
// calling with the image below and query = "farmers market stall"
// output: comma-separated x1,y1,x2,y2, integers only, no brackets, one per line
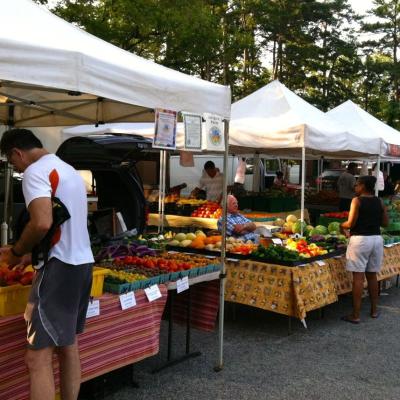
225,244,400,323
0,0,231,389
0,289,167,400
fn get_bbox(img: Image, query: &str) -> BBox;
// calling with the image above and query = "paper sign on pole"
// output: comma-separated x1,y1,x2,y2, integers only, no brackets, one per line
202,113,225,151
153,109,177,149
183,112,202,151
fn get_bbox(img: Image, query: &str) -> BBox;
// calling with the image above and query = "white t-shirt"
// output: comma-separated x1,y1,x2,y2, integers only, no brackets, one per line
22,154,94,265
199,169,224,201
374,170,385,191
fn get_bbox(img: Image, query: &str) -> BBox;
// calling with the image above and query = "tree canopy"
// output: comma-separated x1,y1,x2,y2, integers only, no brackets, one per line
36,0,400,129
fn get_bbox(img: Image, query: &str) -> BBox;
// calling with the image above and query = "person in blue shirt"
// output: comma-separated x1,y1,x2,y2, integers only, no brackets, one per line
218,195,257,241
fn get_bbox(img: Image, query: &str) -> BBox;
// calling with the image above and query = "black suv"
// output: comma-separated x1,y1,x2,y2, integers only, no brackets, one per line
57,134,158,234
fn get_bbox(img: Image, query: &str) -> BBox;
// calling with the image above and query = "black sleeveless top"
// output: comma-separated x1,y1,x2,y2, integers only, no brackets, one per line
350,196,383,236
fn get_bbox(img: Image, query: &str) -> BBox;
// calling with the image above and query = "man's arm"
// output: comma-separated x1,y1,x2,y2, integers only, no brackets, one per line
13,197,53,256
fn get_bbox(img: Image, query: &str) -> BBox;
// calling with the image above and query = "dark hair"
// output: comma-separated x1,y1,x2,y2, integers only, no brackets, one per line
0,128,43,155
276,171,283,178
204,161,215,170
347,162,357,171
357,175,376,193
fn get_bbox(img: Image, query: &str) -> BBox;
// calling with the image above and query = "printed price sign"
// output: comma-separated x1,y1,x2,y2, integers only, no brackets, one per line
119,292,136,310
86,300,100,318
272,238,283,245
145,285,162,302
177,276,189,293
316,260,326,266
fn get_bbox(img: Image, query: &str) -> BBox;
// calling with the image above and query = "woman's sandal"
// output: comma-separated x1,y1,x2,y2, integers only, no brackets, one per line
370,312,380,319
341,315,360,324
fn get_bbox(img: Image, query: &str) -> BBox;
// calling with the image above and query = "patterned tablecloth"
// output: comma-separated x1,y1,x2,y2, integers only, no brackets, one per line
0,287,167,400
225,246,400,320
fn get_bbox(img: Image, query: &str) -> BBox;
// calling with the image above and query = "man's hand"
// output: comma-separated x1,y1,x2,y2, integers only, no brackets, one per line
233,224,245,234
0,247,22,267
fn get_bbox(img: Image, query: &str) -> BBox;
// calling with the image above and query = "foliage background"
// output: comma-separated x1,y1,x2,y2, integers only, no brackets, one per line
36,0,400,129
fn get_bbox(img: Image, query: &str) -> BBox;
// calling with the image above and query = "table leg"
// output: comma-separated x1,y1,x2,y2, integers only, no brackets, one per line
396,275,399,288
288,316,292,335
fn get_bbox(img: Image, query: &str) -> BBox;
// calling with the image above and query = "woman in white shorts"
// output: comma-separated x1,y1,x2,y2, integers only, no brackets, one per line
340,175,388,324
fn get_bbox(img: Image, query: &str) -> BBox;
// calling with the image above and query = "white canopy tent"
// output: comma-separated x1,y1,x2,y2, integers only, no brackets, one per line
327,100,400,151
228,80,385,244
0,0,230,127
0,0,231,371
229,80,383,158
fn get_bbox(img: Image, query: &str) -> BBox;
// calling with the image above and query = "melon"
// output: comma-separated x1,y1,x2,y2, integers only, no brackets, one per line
328,222,341,234
283,222,293,233
315,225,328,235
286,214,298,223
175,232,187,242
168,240,180,246
180,240,192,247
292,220,307,234
186,232,197,241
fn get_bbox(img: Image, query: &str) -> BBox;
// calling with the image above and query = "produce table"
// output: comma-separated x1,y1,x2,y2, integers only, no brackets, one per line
225,245,400,321
148,209,310,230
0,287,167,400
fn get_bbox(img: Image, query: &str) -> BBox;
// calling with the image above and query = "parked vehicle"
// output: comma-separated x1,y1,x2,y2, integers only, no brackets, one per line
57,134,158,234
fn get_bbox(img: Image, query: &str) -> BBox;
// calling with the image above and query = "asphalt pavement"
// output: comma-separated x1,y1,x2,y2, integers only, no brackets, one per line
91,283,400,400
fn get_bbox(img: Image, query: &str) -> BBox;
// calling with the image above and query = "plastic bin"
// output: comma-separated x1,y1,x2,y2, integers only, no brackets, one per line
0,284,31,317
90,267,110,297
103,281,131,294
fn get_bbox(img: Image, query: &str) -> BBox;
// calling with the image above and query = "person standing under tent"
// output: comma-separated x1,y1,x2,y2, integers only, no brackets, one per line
372,163,384,194
192,160,224,203
337,162,357,211
0,129,94,400
340,175,388,324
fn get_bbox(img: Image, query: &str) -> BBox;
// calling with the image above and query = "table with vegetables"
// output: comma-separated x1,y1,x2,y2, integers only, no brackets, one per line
156,212,400,323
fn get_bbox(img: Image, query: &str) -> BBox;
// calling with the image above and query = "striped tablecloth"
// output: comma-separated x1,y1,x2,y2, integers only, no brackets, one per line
0,286,167,400
172,279,220,332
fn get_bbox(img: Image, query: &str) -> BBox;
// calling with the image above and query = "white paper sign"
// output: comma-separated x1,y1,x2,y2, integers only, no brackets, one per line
153,109,177,149
183,113,202,150
119,292,136,310
145,285,162,302
272,238,283,245
315,260,326,266
203,113,225,151
177,276,189,293
86,300,100,318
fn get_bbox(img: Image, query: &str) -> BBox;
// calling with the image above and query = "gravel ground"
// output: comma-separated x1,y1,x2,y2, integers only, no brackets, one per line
86,285,400,400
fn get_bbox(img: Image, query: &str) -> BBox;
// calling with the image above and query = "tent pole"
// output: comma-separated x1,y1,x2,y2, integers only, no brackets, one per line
301,146,306,234
252,153,260,192
158,150,164,233
317,158,321,192
375,155,381,197
161,150,167,232
215,119,229,372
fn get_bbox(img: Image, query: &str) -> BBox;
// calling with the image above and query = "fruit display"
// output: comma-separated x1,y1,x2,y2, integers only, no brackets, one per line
252,244,303,263
306,190,339,205
105,270,148,285
321,211,348,219
0,264,34,287
191,202,222,218
285,238,327,257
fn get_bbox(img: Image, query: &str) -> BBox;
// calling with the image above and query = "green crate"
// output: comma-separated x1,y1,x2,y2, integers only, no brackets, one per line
238,196,254,210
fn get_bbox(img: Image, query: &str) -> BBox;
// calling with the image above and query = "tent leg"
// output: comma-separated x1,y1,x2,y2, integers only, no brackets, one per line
375,155,381,197
300,146,306,234
157,151,163,233
215,119,229,372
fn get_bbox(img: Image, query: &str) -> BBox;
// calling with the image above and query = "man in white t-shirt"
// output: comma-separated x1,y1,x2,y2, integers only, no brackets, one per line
193,160,224,203
0,129,94,400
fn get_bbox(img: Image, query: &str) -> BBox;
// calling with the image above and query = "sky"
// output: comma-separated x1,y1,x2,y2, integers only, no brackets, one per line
350,0,375,15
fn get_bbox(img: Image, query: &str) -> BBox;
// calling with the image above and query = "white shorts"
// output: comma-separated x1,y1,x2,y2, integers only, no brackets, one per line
346,235,383,273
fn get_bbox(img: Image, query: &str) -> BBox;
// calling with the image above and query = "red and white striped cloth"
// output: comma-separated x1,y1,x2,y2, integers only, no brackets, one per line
0,287,167,400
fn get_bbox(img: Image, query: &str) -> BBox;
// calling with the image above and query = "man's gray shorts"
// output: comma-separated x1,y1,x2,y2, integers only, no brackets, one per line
24,257,93,350
346,235,383,273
